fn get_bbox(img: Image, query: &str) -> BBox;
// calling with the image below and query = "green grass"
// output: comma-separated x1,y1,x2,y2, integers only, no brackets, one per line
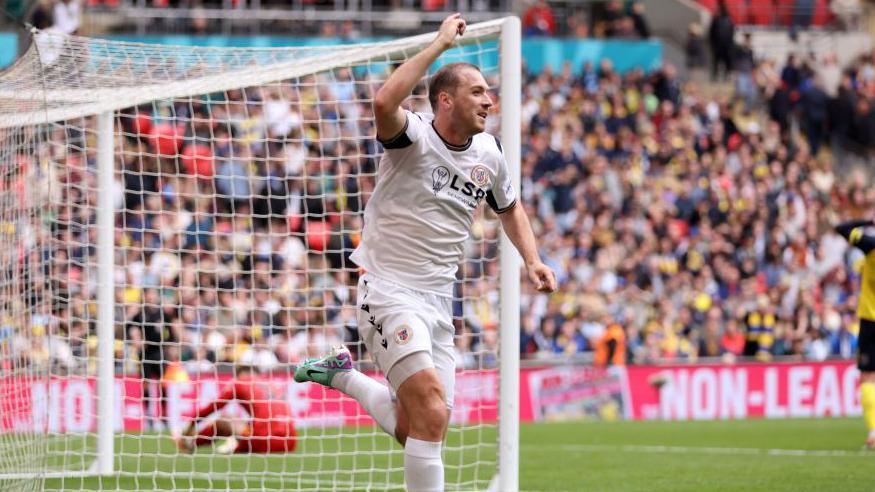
520,418,872,492
40,418,872,491
43,425,495,491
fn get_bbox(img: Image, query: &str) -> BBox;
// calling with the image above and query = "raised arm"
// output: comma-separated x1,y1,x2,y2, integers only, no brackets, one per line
373,13,466,142
836,219,875,254
498,203,557,293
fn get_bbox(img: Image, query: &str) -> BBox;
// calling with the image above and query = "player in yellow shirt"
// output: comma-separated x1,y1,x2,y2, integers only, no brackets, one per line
835,219,875,449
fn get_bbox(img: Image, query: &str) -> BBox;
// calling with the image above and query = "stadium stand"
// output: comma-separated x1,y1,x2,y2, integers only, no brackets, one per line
5,0,872,381
7,49,871,379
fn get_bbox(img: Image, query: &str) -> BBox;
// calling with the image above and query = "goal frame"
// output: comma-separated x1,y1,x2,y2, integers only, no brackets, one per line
5,15,523,491
496,15,521,492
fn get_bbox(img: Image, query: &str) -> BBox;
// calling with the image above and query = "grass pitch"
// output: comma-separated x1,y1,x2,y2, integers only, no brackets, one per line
43,418,871,491
520,418,872,492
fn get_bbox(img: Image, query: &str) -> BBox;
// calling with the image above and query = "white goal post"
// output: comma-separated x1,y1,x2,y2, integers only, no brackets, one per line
0,16,521,491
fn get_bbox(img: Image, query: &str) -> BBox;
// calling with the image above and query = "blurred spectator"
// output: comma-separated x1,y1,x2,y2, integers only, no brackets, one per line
805,328,830,361
30,0,54,31
522,0,556,37
454,325,478,369
238,336,280,372
780,54,802,91
185,345,216,374
686,23,708,84
600,0,624,38
832,0,862,30
630,2,650,39
831,314,858,359
698,307,723,358
768,79,792,132
709,1,736,81
53,0,82,35
30,0,66,66
850,98,875,155
557,320,588,355
818,53,842,98
594,321,626,367
127,288,181,428
340,20,362,42
190,5,208,35
720,319,746,358
567,12,590,38
537,317,562,356
733,33,756,110
801,76,829,155
792,0,817,35
743,299,776,361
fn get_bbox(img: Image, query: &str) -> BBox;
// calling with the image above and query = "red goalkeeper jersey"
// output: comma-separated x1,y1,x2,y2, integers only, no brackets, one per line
195,376,292,423
193,375,296,453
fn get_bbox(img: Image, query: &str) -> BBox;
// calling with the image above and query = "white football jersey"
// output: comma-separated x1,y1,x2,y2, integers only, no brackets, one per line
349,111,516,297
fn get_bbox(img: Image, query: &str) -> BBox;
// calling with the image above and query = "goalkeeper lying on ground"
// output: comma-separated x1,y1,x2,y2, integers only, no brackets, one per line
174,365,297,454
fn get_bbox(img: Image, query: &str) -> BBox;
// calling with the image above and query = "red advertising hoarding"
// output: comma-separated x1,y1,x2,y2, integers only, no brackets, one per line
0,361,860,433
625,360,861,420
0,371,499,433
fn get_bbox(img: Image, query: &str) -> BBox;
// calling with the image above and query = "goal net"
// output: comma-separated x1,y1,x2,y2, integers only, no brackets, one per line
0,18,520,491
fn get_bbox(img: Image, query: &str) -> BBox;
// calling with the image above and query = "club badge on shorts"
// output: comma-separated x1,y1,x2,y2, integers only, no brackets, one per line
394,325,412,345
471,165,489,187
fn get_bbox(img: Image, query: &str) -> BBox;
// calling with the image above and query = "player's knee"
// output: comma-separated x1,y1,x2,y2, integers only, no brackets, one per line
417,405,448,441
431,414,450,441
397,366,449,440
409,384,448,440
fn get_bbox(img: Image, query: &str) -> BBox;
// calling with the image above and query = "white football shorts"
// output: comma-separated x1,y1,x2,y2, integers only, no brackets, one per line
356,272,455,409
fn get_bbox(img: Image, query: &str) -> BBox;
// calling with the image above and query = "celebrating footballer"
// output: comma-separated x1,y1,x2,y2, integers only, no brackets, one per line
294,12,556,492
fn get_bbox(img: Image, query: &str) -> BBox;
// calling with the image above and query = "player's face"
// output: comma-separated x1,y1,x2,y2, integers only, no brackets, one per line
449,68,493,135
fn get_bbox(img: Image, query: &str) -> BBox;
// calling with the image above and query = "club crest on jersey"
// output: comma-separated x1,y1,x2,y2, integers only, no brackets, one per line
432,166,450,196
471,165,489,187
394,325,412,345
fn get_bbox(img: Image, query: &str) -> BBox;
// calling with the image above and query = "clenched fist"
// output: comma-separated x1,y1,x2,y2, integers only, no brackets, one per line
435,13,467,50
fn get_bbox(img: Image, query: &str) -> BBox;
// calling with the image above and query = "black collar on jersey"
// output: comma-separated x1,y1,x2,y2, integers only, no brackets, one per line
431,121,472,151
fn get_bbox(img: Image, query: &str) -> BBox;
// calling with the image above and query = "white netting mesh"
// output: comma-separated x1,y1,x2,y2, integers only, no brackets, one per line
0,124,52,491
1,19,509,491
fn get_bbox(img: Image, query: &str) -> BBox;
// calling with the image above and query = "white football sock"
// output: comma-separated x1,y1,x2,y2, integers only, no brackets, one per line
404,437,444,492
332,370,397,437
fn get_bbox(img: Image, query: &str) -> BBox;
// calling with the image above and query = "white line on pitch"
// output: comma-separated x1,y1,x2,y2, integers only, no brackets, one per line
524,444,871,457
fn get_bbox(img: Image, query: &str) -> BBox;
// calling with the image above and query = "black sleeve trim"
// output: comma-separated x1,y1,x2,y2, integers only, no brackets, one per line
493,135,503,153
857,236,875,254
836,220,875,253
487,192,517,214
377,117,412,149
835,219,873,240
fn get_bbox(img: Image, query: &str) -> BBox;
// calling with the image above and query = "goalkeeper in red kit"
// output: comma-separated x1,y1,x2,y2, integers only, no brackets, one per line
174,366,297,454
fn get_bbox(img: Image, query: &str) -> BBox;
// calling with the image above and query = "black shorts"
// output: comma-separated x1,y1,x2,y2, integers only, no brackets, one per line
140,349,164,380
858,318,875,372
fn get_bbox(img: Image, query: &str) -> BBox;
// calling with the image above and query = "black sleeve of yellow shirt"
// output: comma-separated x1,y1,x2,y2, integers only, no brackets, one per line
836,220,875,254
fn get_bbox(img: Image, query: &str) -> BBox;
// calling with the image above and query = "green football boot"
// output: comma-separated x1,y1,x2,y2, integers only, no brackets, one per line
293,346,353,387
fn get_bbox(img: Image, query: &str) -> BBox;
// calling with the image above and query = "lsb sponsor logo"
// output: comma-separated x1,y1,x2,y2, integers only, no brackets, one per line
431,165,487,208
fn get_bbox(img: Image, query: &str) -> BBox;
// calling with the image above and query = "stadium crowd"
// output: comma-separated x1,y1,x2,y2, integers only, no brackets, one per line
7,25,875,382
514,46,875,365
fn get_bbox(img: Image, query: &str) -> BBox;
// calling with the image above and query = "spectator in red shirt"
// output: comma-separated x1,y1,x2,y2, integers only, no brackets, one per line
176,366,297,454
523,0,556,36
720,319,746,357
